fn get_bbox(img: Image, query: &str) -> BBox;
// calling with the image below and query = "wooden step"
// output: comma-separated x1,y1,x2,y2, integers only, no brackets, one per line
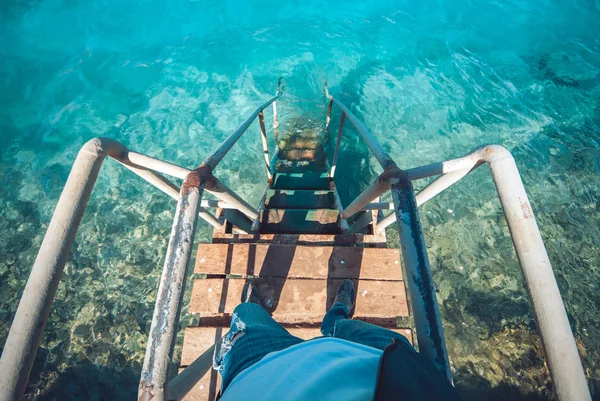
189,278,408,324
274,159,328,174
195,243,402,280
180,326,412,400
259,209,340,234
264,189,336,209
279,138,323,149
260,209,339,225
211,232,387,246
278,149,320,161
272,172,330,190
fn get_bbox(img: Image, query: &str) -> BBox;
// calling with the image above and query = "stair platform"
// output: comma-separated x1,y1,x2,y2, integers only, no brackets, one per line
179,127,409,400
195,243,402,279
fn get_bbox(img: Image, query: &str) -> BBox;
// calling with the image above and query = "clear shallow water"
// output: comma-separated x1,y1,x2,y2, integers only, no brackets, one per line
1,0,599,399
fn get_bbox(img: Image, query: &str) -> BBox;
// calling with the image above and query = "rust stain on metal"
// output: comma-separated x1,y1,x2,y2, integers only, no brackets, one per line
520,200,533,219
182,164,217,193
138,385,155,401
379,164,412,190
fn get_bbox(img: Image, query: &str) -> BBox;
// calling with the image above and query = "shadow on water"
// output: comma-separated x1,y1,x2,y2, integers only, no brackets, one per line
19,352,139,401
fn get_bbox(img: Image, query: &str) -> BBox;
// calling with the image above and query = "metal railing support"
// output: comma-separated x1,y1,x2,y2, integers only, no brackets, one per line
325,91,395,169
0,138,125,401
273,78,282,145
212,179,259,220
123,151,191,180
329,181,350,233
341,166,399,219
361,202,393,211
116,160,224,230
258,111,273,181
377,168,473,230
323,91,589,399
484,146,590,401
391,172,452,382
251,182,272,233
203,96,278,170
138,168,206,401
374,145,591,400
324,98,334,143
329,112,345,179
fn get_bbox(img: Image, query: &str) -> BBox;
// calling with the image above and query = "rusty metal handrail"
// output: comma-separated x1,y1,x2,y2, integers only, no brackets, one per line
0,81,283,401
324,89,452,379
322,89,590,400
0,138,215,400
140,87,283,399
203,95,279,170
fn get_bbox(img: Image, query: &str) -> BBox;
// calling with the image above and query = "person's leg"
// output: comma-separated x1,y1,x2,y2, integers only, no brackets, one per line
321,279,354,336
332,319,413,350
322,280,413,351
214,284,304,392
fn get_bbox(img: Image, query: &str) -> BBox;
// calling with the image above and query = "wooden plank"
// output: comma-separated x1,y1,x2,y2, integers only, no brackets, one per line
195,244,402,280
179,366,221,401
210,231,387,246
189,278,408,323
179,326,413,400
264,189,336,209
273,172,330,190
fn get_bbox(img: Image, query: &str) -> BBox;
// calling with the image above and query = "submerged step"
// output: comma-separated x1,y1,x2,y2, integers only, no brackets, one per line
260,209,340,234
278,149,321,161
264,189,336,209
272,172,330,190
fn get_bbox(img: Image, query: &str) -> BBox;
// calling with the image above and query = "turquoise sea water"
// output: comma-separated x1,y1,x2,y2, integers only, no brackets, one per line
1,0,599,399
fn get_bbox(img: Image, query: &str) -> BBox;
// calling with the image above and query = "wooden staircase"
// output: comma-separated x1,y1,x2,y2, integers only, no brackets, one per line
179,127,411,400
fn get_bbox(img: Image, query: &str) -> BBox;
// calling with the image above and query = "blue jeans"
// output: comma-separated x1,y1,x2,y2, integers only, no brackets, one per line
214,302,413,393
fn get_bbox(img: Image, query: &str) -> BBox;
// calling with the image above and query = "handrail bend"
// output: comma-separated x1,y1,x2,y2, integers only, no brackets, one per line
323,90,591,400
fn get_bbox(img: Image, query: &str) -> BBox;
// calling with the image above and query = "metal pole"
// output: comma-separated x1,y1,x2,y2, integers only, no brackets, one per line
329,112,345,179
330,181,350,234
211,179,259,220
204,96,278,170
139,170,204,401
377,168,473,231
328,97,395,169
251,182,272,233
361,202,393,211
124,151,191,180
258,111,273,181
0,138,126,401
117,162,224,230
484,146,591,401
324,99,334,143
341,166,399,219
273,79,281,146
391,174,452,382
